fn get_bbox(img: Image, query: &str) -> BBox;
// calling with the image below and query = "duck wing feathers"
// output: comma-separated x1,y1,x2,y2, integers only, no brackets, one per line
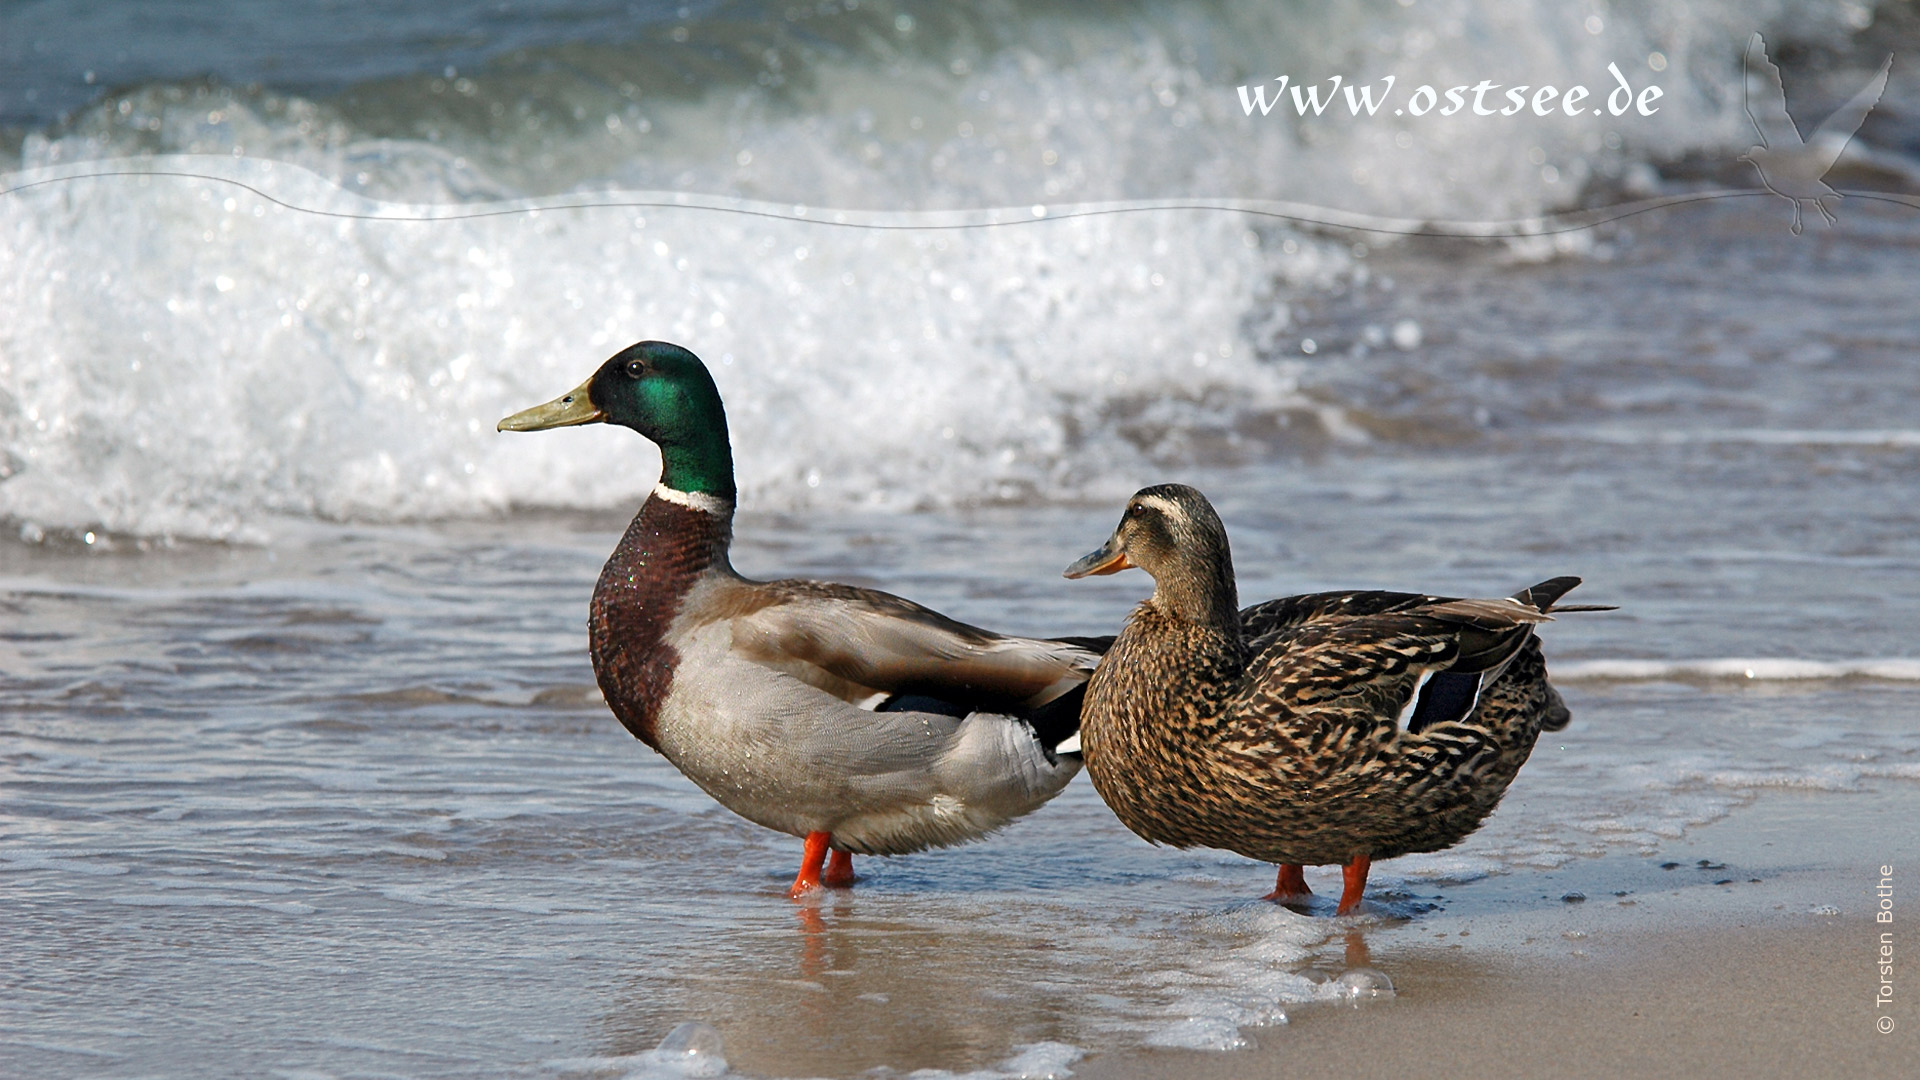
1239,576,1590,648
1238,574,1595,718
723,580,1102,716
1236,577,1598,729
1241,589,1463,652
1240,604,1535,717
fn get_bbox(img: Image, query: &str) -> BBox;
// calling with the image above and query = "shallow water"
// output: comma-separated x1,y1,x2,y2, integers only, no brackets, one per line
6,1,1920,1076
7,358,1920,1075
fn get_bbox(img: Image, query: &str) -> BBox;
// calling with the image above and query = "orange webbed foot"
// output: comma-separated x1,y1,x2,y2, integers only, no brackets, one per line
788,831,832,898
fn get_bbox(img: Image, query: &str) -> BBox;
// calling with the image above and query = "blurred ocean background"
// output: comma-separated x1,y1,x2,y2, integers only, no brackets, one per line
4,1,1919,1077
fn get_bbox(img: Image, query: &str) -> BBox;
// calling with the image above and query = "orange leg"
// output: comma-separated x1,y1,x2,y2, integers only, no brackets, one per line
788,831,832,898
823,849,857,888
1336,854,1372,916
1262,863,1313,902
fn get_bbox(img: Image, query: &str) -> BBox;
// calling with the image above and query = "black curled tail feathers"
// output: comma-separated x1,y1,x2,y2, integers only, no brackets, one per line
1512,576,1581,612
1503,580,1596,733
1512,576,1618,615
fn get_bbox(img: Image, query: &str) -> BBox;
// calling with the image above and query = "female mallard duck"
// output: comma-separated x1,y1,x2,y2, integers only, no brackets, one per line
498,341,1099,897
1064,483,1606,915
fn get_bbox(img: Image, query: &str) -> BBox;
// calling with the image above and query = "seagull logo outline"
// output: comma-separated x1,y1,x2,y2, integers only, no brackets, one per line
1740,32,1893,235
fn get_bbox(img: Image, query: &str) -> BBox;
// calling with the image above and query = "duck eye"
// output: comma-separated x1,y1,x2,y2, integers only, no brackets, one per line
1128,503,1146,517
624,360,646,378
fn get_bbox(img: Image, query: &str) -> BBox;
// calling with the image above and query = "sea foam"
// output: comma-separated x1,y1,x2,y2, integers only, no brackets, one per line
1,157,1322,539
0,0,1877,540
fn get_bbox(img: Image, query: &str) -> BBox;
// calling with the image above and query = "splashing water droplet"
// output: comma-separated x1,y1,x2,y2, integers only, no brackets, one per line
649,1021,728,1077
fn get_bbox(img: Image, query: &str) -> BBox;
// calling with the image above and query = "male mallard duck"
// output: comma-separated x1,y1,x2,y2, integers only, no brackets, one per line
1064,483,1607,915
499,342,1099,896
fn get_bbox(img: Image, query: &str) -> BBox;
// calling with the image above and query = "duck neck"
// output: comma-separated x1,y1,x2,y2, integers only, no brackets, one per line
1089,588,1249,764
1149,556,1242,642
655,426,736,501
588,483,736,750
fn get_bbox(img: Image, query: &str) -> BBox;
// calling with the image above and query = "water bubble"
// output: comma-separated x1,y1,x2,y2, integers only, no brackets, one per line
648,1021,728,1078
1335,968,1395,1001
1390,319,1422,350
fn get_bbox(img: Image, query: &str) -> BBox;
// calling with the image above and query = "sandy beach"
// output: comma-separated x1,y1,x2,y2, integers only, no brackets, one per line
1076,784,1913,1080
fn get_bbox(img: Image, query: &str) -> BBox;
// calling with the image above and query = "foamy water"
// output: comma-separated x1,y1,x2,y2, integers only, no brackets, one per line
6,2,1920,1077
1,156,1331,538
2,0,1903,540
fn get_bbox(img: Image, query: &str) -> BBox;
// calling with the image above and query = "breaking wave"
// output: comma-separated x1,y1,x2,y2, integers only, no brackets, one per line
0,0,1893,539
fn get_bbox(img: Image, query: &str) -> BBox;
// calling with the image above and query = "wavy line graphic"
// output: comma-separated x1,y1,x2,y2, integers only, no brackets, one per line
8,160,1915,238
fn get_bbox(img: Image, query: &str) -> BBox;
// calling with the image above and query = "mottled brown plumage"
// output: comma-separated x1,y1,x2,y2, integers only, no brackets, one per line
1067,483,1603,913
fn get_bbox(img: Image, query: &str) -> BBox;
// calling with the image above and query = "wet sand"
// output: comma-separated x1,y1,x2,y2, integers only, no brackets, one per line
1078,920,1900,1080
1077,784,1913,1080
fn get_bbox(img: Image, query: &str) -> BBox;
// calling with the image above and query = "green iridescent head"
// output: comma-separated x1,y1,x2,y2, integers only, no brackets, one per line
497,340,736,498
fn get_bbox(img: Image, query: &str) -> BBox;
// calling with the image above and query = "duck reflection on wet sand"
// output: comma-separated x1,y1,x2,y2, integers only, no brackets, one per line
601,893,1084,1077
